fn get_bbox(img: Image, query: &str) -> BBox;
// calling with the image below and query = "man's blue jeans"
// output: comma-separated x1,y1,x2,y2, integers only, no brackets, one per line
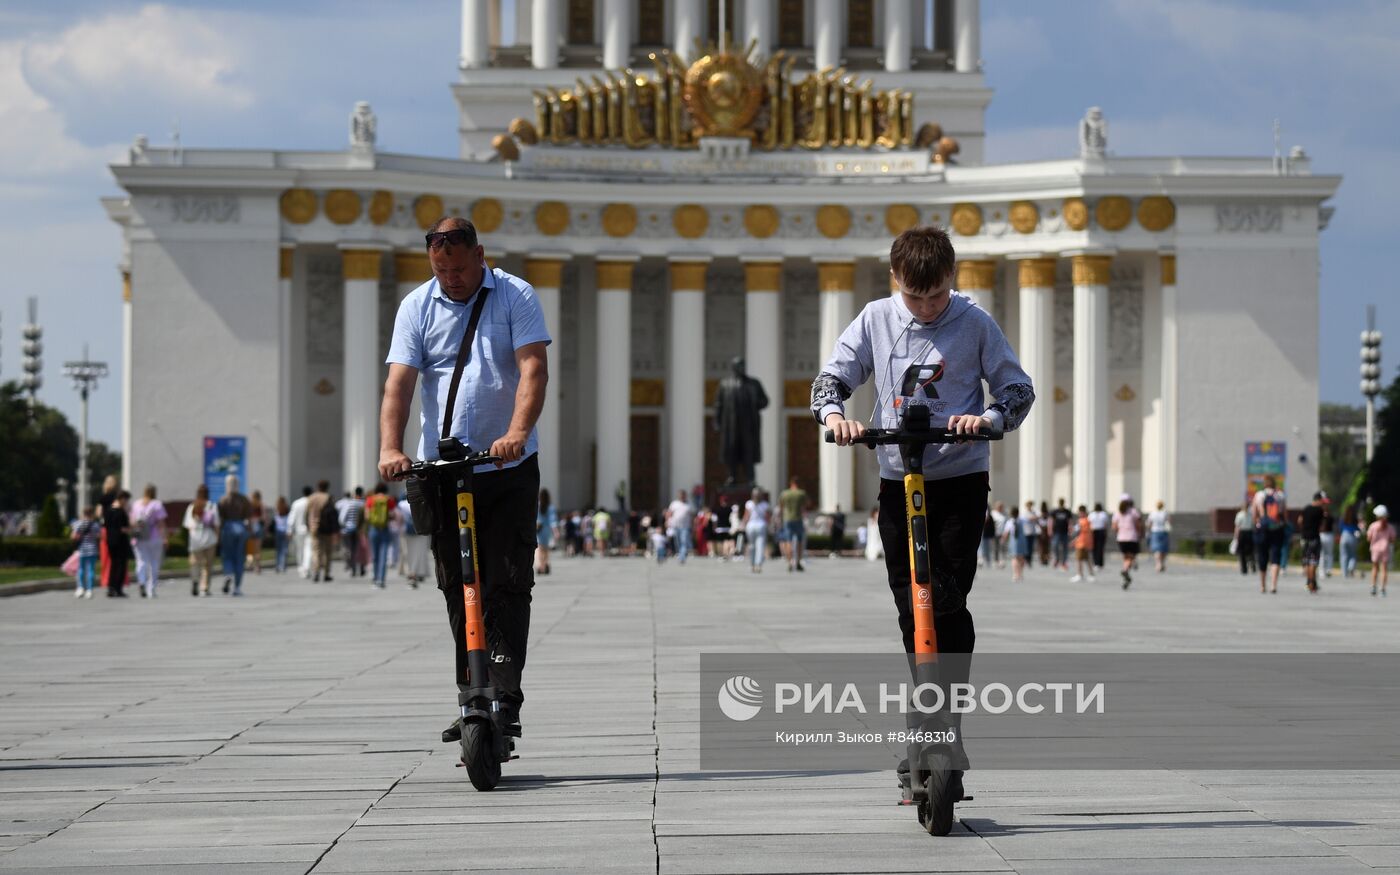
673,525,693,563
369,527,394,584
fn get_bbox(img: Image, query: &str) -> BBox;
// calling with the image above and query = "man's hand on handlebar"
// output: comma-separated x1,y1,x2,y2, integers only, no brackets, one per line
947,414,992,440
379,449,413,482
824,413,868,447
489,429,528,468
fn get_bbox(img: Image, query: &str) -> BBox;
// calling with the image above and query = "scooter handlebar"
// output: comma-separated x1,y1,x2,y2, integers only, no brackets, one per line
824,425,1003,446
391,452,503,480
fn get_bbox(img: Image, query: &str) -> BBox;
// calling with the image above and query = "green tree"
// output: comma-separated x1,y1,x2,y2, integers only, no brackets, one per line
1319,427,1365,503
35,495,62,537
1366,371,1400,511
0,381,80,511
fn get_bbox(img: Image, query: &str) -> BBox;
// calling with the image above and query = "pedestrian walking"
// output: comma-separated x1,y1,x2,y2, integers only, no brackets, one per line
989,502,1007,568
1339,504,1361,578
978,506,996,568
1251,476,1287,594
1233,501,1256,576
97,474,121,591
1050,498,1072,571
70,506,102,599
288,486,312,578
1300,492,1326,594
245,491,266,575
778,478,808,572
364,483,396,588
273,496,291,574
1148,500,1171,573
743,487,771,573
534,488,558,575
183,484,220,596
217,475,252,596
1088,502,1109,570
306,480,337,582
1021,501,1041,568
666,489,696,565
1112,496,1143,589
829,504,846,558
129,484,168,598
1070,505,1095,582
1037,501,1052,567
337,488,366,577
1003,505,1027,582
103,490,132,597
1368,505,1394,597
1319,499,1336,579
400,497,428,589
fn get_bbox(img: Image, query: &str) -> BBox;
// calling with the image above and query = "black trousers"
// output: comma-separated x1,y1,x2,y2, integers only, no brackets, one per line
106,550,128,595
877,471,987,656
1091,529,1107,568
430,454,539,713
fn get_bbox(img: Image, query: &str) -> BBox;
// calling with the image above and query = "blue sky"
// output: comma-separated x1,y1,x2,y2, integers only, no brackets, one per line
2,1,1396,450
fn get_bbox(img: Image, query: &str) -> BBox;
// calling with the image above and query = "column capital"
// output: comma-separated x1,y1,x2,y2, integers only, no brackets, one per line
1014,256,1058,288
1069,253,1113,287
339,245,388,281
1160,254,1177,286
524,255,568,289
743,259,783,292
955,258,997,292
817,260,856,293
122,270,132,303
596,257,637,290
394,250,432,285
279,244,294,280
669,259,709,291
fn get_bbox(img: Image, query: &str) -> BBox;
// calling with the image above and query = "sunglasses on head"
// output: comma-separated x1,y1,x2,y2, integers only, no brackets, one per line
425,229,471,251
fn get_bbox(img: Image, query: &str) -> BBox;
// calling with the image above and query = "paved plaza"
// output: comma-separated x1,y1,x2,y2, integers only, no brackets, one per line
1,553,1398,874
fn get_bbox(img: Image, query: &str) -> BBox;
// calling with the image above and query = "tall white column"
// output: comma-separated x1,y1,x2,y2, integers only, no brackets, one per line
814,0,842,70
603,0,632,68
461,0,490,68
341,246,386,492
883,0,912,72
674,0,702,56
669,260,709,499
526,256,566,500
278,246,294,494
817,261,855,512
1071,254,1111,510
954,0,980,72
121,270,133,489
595,258,636,508
394,251,433,461
531,0,559,69
1157,255,1178,508
745,0,774,56
744,260,783,493
1016,257,1056,506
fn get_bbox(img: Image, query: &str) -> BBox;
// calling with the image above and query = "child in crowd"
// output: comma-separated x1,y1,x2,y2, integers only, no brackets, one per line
1368,505,1394,597
71,507,102,599
1070,505,1096,583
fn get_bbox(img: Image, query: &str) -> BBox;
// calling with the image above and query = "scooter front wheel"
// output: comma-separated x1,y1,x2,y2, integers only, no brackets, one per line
460,719,501,791
922,770,955,836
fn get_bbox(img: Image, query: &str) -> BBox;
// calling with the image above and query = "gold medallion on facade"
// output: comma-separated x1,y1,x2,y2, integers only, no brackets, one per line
535,201,570,236
1115,384,1137,402
1095,196,1132,232
279,188,317,224
324,190,362,225
743,205,780,238
601,203,638,238
472,197,504,233
885,204,921,235
1062,197,1089,231
367,191,394,225
1008,201,1039,234
1137,196,1176,232
413,194,444,230
816,205,852,239
673,204,709,239
682,51,764,138
950,203,982,236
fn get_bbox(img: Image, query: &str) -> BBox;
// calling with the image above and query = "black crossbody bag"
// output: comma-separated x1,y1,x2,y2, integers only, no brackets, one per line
404,284,492,536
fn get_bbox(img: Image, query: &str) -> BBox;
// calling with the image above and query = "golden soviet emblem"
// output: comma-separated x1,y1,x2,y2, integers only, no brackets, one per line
683,52,764,138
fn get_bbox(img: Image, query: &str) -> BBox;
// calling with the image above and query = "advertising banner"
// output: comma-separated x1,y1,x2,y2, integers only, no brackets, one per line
1244,441,1286,503
203,436,247,502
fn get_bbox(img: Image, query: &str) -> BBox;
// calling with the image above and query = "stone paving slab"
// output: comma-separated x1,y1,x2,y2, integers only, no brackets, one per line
1,556,1398,872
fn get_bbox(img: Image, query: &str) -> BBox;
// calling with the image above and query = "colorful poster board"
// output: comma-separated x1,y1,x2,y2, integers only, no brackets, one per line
1244,441,1286,503
204,436,247,502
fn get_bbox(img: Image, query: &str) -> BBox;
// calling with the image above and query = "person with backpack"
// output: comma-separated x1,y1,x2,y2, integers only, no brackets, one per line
306,480,338,583
1002,505,1028,582
337,488,367,577
1251,476,1288,594
363,483,397,589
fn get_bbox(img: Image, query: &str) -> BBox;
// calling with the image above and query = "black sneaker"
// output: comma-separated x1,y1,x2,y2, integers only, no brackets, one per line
442,719,461,744
897,757,910,788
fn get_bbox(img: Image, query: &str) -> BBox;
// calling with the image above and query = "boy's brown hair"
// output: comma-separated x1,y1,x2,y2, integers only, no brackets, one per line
889,226,956,294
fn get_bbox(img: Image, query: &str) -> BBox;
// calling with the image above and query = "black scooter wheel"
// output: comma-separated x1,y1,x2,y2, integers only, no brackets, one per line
923,771,954,836
460,719,501,791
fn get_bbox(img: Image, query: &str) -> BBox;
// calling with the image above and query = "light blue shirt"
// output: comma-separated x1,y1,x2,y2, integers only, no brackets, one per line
386,267,551,469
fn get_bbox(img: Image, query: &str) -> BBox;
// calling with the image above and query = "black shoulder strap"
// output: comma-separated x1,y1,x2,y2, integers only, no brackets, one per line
441,283,492,439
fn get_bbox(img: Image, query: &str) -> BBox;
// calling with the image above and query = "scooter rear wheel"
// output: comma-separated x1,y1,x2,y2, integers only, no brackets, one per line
922,771,955,836
460,719,501,791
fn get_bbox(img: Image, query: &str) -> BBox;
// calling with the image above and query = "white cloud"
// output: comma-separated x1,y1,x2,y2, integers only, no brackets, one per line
0,43,118,177
21,4,253,110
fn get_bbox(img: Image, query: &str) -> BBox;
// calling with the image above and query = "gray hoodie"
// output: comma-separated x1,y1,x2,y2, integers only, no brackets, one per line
811,292,1034,481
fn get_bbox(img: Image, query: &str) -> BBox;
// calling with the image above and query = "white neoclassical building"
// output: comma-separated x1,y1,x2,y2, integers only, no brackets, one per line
104,0,1339,528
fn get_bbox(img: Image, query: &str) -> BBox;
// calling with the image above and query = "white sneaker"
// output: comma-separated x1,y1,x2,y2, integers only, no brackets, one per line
1070,575,1083,583
83,590,93,599
74,588,83,598
1088,575,1097,582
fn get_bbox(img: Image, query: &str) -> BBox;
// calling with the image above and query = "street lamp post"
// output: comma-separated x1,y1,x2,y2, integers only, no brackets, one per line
62,345,108,512
1361,306,1383,463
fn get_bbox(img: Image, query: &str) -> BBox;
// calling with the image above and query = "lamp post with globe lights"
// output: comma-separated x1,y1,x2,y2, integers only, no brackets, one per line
62,345,109,512
1361,305,1383,463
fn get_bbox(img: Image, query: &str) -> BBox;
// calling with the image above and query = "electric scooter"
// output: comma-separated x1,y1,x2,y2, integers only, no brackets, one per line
397,436,519,791
825,404,1002,835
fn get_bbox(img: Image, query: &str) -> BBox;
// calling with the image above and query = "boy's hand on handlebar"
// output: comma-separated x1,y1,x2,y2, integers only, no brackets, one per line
379,449,413,481
947,414,990,441
489,430,528,468
824,414,867,446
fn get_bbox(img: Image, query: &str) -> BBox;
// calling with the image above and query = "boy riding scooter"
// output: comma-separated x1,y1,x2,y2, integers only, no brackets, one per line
812,227,1034,828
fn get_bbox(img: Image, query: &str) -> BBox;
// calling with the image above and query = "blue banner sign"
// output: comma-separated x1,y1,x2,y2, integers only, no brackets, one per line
204,436,247,501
